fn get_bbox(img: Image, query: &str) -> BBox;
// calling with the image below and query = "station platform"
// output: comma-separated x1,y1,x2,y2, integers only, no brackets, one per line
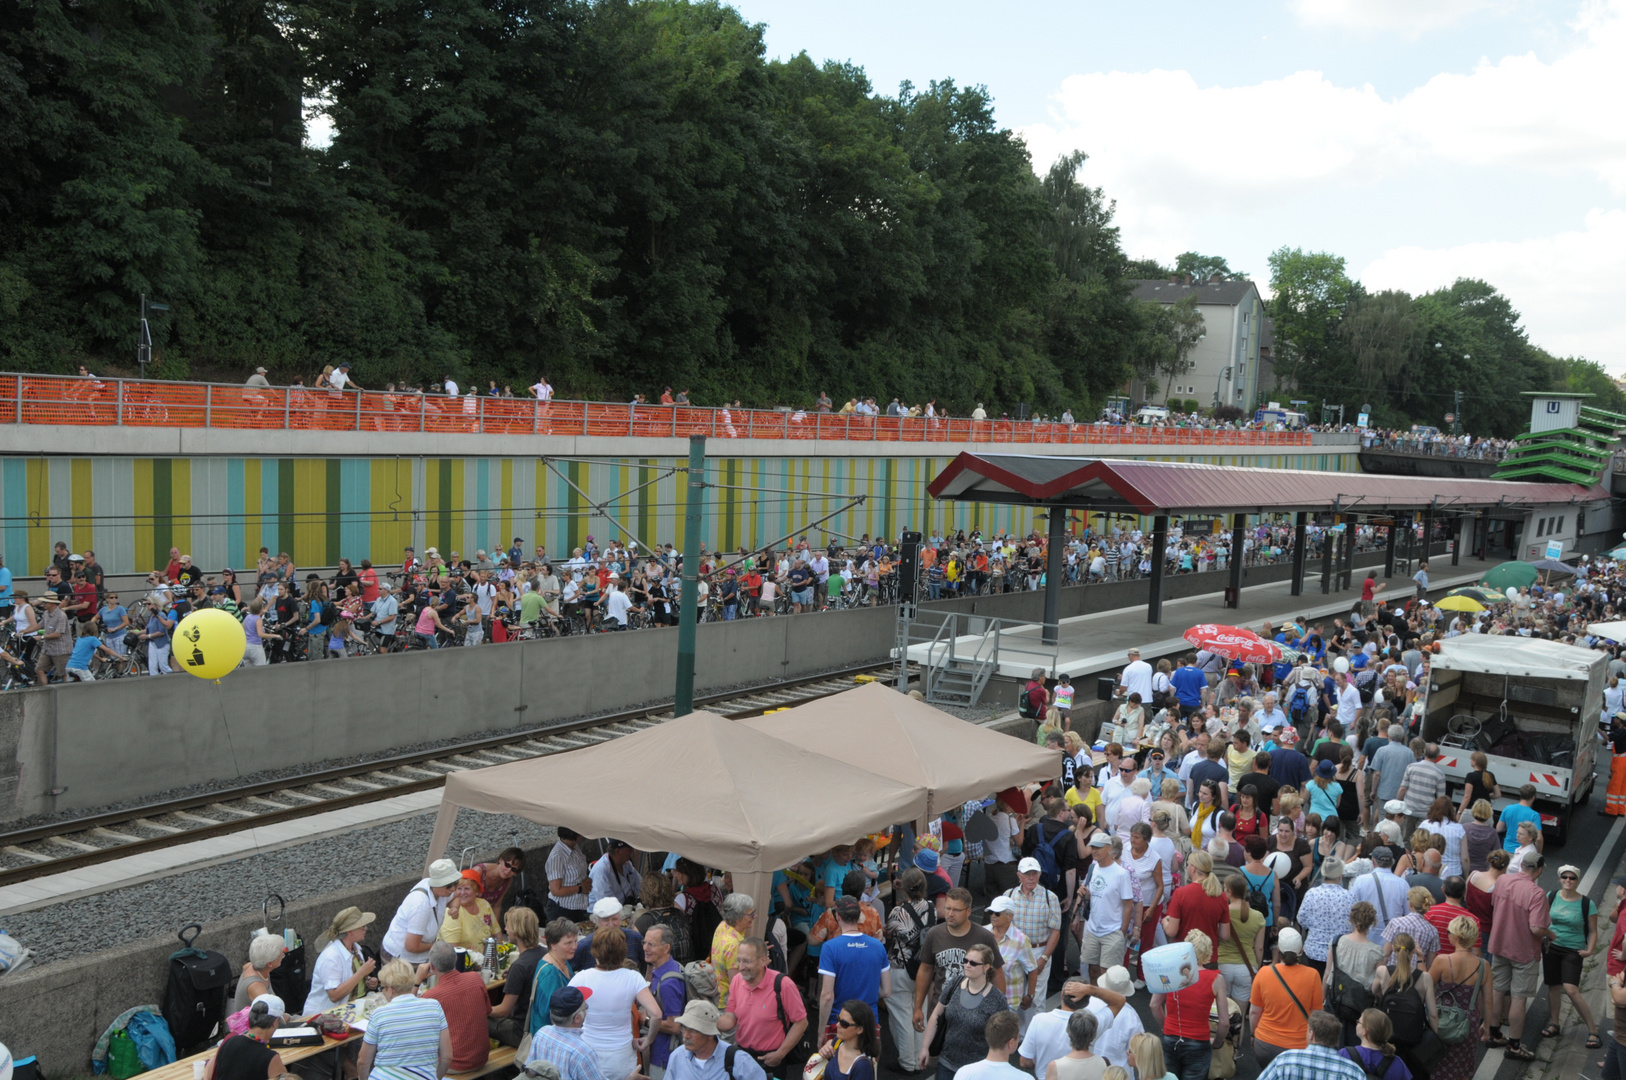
905,556,1501,682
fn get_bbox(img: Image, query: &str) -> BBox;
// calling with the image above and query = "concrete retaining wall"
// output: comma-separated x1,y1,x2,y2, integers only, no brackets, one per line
1,603,896,821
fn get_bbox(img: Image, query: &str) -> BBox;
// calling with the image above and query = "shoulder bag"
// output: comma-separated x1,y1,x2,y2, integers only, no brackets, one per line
1435,958,1484,1045
1270,963,1309,1020
1327,934,1376,1022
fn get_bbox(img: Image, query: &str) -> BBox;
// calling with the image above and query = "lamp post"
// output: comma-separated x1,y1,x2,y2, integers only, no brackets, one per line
138,294,169,374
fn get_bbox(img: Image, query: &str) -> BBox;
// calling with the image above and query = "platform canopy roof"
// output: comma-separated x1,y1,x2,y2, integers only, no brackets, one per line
926,453,1610,516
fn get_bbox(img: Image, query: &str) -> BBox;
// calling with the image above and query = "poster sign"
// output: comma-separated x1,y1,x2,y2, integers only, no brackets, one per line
1546,540,1563,559
1356,412,1370,428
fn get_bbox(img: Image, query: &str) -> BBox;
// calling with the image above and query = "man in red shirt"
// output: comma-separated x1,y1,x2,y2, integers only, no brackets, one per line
1606,875,1626,978
358,560,380,603
1424,876,1478,955
740,567,763,615
1361,571,1385,605
421,942,491,1072
1487,852,1554,1059
164,546,182,583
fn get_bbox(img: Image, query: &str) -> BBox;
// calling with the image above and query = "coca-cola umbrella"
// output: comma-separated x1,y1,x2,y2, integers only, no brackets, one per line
1183,623,1283,664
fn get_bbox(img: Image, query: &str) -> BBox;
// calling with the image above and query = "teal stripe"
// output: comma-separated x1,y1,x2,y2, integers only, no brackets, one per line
226,459,245,570
340,459,370,562
2,459,27,571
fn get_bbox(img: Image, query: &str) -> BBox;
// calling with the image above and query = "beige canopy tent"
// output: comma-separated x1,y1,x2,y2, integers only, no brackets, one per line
424,709,924,917
739,682,1061,820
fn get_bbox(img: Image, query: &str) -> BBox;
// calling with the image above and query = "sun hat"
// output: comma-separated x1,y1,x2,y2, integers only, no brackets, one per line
329,907,375,936
1316,759,1336,778
1100,966,1134,996
460,868,483,884
914,848,939,872
679,1000,721,1036
427,859,461,887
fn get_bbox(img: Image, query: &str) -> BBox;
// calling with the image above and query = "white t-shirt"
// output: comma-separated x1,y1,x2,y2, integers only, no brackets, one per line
304,938,362,1017
474,582,497,616
1018,1000,1112,1080
1337,683,1362,725
1093,1002,1142,1067
1122,847,1161,907
530,381,552,401
443,379,459,397
605,589,632,626
330,369,351,390
952,1060,1032,1080
570,966,647,1057
1120,660,1154,704
381,880,444,962
1083,860,1134,937
985,811,1019,864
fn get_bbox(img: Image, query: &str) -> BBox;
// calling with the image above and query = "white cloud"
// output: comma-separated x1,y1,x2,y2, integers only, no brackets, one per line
1017,0,1626,368
1287,0,1498,36
1362,208,1626,368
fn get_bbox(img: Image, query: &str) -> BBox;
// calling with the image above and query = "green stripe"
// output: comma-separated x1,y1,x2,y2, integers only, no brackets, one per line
638,460,651,552
326,458,342,565
152,458,172,560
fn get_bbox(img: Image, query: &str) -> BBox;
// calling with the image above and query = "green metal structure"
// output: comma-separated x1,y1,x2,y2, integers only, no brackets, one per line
1494,400,1626,485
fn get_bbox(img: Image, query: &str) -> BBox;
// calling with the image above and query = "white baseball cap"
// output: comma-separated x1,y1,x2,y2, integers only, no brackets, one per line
1017,857,1042,875
1277,928,1304,956
592,897,624,919
987,895,1017,914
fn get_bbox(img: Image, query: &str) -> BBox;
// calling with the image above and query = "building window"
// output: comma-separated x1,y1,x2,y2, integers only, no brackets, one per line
1556,516,1565,534
1537,518,1546,537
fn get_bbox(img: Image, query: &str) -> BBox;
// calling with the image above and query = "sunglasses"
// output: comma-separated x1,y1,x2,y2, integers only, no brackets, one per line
963,959,986,968
836,1018,857,1029
1560,873,1578,880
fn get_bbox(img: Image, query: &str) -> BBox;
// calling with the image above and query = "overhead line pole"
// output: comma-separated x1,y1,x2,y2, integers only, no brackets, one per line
674,436,707,717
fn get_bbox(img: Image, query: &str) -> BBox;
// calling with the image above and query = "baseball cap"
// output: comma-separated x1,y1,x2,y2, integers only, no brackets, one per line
592,897,624,920
550,986,592,1015
833,895,862,920
987,895,1016,914
1088,832,1112,848
1384,799,1407,816
427,859,460,887
250,993,287,1019
1017,857,1042,875
1558,864,1582,879
1277,928,1304,956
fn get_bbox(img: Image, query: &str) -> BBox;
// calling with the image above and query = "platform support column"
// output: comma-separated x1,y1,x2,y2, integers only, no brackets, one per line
1384,517,1397,579
1290,512,1307,597
1341,514,1356,590
1042,507,1065,646
1321,516,1333,594
1148,515,1168,624
674,435,706,717
1227,513,1245,609
1453,516,1466,566
1423,510,1435,567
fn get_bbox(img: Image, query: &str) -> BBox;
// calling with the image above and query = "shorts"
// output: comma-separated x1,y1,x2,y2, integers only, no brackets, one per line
1079,929,1127,969
37,653,68,679
1543,944,1584,987
1492,952,1542,999
66,666,94,682
792,588,812,605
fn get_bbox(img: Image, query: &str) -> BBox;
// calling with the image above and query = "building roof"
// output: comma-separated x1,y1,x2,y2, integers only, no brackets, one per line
926,452,1610,515
1129,279,1258,307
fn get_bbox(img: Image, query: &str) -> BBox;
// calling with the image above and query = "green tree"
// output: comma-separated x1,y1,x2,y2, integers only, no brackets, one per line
1174,251,1242,282
1266,246,1357,398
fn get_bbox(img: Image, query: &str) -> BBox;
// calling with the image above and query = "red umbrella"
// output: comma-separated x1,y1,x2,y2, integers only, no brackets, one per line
1183,623,1282,664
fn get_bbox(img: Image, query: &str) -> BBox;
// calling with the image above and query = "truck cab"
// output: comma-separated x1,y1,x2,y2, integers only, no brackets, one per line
1421,635,1602,845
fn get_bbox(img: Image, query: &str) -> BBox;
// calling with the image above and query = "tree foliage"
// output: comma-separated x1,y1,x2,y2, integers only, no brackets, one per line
0,0,1165,416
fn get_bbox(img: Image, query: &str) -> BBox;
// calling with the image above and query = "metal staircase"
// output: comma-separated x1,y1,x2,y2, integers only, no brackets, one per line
902,609,1059,706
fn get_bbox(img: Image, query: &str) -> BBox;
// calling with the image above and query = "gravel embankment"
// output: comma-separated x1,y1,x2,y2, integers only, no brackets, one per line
2,811,556,968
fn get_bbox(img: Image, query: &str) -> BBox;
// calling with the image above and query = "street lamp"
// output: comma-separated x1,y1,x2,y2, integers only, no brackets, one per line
138,293,169,373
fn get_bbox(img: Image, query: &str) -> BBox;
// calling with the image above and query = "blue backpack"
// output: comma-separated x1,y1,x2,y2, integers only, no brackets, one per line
1030,822,1072,891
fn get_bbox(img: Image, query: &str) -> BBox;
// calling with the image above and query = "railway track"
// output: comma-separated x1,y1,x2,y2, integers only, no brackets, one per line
0,663,906,887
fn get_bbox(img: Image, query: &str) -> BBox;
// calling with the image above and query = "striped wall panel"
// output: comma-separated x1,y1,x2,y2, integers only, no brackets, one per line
0,452,1359,575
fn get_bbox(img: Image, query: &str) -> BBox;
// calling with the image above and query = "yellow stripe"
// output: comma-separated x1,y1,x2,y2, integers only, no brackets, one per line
171,459,192,559
292,459,325,567
244,458,262,568
371,458,414,565
27,459,49,575
71,458,93,552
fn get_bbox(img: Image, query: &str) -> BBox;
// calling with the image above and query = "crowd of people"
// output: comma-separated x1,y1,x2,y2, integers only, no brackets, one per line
0,514,1444,683
1362,430,1510,461
144,544,1626,1080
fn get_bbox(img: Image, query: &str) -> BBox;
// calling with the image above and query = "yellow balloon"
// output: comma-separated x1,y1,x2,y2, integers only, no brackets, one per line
174,608,247,680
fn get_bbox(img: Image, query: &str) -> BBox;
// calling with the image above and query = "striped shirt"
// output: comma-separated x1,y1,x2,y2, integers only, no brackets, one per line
546,840,590,912
1258,1044,1367,1080
526,1024,613,1080
363,995,446,1076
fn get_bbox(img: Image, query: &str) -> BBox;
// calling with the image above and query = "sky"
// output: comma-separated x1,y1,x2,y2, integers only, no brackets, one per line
726,0,1626,372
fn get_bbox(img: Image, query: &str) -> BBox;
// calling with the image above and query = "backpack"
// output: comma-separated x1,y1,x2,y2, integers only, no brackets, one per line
1029,821,1072,891
318,601,338,627
1342,1047,1397,1080
163,925,232,1055
1241,869,1272,922
897,902,936,979
1380,980,1430,1047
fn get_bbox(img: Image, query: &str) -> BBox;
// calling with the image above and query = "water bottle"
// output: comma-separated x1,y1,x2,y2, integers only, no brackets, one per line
482,937,497,976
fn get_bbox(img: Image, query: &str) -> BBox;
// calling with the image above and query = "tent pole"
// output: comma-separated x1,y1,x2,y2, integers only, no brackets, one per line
675,435,707,717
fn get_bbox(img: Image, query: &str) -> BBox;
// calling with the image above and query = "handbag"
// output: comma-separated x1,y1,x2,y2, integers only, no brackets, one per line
1327,935,1375,1022
1435,961,1484,1045
930,975,962,1057
803,1039,838,1080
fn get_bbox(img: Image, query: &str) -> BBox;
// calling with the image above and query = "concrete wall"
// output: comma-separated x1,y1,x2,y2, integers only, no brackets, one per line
1,602,895,820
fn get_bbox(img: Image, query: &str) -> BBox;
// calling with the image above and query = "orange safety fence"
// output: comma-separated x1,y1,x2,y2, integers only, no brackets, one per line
0,374,1315,448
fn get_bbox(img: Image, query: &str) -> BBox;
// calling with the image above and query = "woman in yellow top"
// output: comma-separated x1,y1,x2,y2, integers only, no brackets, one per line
439,868,500,948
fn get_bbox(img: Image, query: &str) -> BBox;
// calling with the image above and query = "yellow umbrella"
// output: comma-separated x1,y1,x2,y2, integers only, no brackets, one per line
1434,595,1485,612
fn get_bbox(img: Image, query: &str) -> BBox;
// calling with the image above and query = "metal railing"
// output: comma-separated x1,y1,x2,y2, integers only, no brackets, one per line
907,608,1060,707
0,373,1315,446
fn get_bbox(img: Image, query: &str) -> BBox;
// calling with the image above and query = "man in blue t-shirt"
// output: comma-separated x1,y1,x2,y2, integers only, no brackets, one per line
65,633,117,681
1169,655,1207,715
1498,784,1543,853
816,897,890,1031
808,848,854,960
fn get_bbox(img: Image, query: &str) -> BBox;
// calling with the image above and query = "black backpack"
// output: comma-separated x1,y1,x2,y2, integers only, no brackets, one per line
1241,868,1272,921
1381,980,1429,1047
164,925,233,1055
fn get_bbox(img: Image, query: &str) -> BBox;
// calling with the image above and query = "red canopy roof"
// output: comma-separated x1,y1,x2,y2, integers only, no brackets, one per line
926,453,1609,515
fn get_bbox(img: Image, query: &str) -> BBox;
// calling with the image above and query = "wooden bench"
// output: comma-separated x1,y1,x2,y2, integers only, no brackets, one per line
450,1043,520,1080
